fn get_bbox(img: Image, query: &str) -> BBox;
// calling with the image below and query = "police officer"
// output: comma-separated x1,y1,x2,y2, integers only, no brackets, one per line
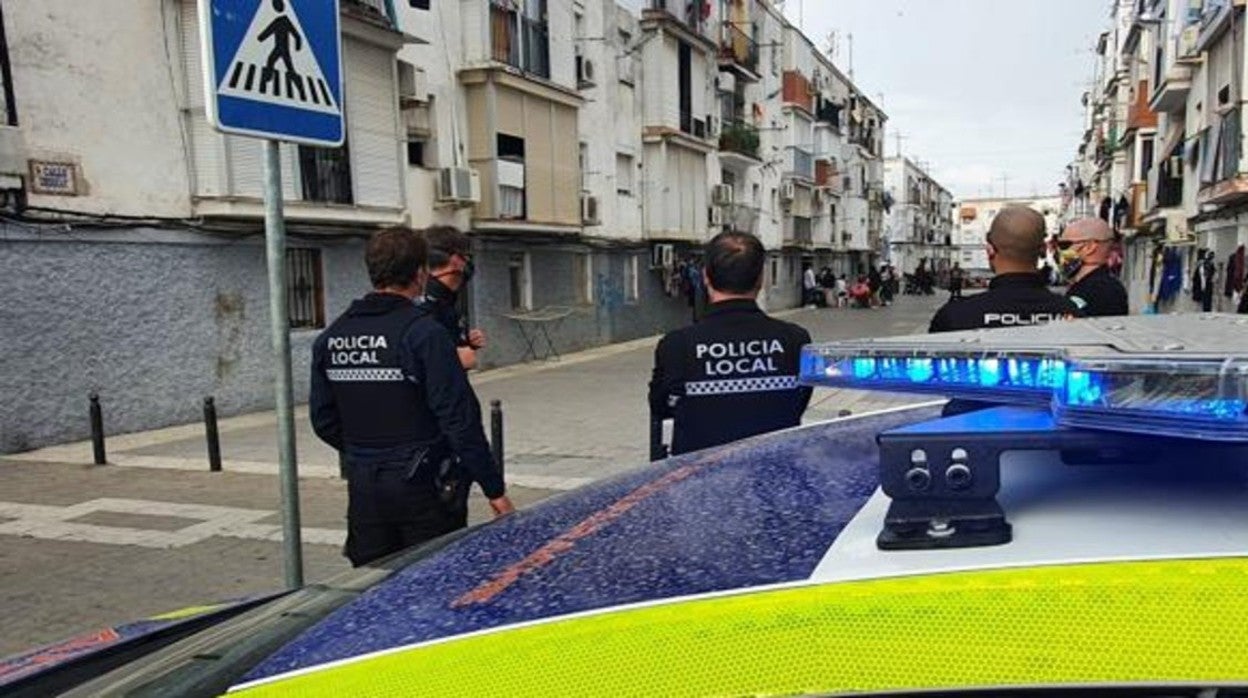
1059,217,1129,317
929,206,1079,333
419,226,486,370
310,227,514,567
649,231,813,455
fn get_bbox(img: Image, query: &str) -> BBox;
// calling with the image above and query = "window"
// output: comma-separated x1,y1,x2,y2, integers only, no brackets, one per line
299,144,353,204
407,140,426,168
574,252,593,304
678,41,692,134
616,153,634,195
286,248,325,329
491,0,550,78
408,0,430,8
625,255,640,302
770,257,779,287
498,134,526,219
508,253,532,310
0,4,14,126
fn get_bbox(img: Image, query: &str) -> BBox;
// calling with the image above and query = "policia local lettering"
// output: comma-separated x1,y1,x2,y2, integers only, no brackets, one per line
328,335,388,366
696,339,785,375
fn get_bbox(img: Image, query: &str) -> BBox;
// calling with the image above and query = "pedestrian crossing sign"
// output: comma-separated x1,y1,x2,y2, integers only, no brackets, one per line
199,0,344,146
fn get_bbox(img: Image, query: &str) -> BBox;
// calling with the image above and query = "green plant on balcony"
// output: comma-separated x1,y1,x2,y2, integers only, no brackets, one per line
719,121,760,159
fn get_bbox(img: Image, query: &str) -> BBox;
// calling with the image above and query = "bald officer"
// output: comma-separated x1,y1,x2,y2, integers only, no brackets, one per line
649,231,813,455
1060,217,1129,317
930,206,1079,332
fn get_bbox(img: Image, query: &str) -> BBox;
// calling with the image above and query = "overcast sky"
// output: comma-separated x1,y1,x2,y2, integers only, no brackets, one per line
780,0,1109,200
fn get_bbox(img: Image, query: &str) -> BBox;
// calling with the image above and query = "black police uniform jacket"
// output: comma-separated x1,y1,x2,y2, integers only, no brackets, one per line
309,293,505,499
649,299,813,455
1067,265,1129,317
929,272,1080,333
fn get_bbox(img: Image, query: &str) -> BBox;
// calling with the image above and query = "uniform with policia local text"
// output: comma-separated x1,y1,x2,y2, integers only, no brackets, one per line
649,299,813,455
928,272,1080,333
309,292,504,566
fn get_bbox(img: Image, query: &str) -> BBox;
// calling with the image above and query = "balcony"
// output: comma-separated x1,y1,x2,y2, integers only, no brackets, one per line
491,2,550,79
725,203,760,234
814,98,842,131
815,159,839,191
1199,107,1248,205
718,120,761,168
719,21,760,81
785,146,814,182
1146,161,1183,214
1150,64,1193,114
643,0,714,49
782,71,813,113
1126,80,1158,133
784,216,813,247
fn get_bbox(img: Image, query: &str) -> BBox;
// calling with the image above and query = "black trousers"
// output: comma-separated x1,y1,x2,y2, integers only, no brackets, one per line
344,462,468,567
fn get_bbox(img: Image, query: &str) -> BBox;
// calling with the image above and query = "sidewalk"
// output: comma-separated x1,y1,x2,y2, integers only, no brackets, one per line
6,296,944,489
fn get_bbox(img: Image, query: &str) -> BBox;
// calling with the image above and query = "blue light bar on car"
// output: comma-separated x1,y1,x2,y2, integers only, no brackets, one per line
799,348,1065,403
1056,359,1248,441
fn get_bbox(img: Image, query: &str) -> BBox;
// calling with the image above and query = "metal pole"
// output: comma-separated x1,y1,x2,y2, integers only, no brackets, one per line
263,140,303,589
203,396,222,473
490,400,505,476
88,393,106,465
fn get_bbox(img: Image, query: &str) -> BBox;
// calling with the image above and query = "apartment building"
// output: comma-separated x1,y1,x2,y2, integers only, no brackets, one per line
0,0,410,452
883,157,954,275
1071,0,1248,313
954,196,1062,273
0,0,887,452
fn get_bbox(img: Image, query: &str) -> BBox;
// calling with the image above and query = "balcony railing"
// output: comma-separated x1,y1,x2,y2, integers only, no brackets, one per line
719,22,759,74
649,0,706,35
726,203,760,234
719,120,760,159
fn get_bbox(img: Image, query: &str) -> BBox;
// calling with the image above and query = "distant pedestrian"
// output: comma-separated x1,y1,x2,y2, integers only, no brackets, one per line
949,263,965,300
834,274,849,307
418,226,486,370
929,207,1079,333
649,231,813,456
879,265,895,306
1059,218,1129,317
310,227,514,567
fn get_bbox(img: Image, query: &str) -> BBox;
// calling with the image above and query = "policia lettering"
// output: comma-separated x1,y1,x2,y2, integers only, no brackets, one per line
328,335,388,366
695,340,786,376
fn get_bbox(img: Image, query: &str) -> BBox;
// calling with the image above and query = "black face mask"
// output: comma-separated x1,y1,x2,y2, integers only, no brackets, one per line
425,276,456,304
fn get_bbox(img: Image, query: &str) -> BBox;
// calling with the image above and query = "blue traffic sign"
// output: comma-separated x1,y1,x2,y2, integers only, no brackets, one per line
199,0,344,146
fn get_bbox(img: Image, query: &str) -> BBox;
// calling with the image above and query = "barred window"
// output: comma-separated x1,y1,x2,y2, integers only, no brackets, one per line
287,248,325,330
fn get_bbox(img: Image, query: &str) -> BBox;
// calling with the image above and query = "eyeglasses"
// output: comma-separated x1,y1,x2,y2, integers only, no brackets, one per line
1057,238,1107,251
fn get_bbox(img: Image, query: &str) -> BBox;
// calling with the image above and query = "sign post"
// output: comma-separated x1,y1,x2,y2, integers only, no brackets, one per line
200,0,346,589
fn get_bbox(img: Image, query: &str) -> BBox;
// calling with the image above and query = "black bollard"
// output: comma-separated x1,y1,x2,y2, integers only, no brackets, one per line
838,409,853,418
490,400,504,476
203,396,222,472
649,417,669,462
89,393,106,465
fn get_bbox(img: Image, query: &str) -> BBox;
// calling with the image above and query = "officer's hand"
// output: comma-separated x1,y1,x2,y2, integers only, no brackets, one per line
489,496,515,517
457,346,479,371
468,329,487,350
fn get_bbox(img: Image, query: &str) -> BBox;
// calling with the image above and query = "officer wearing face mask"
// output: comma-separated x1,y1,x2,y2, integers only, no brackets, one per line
419,226,486,370
1059,217,1129,317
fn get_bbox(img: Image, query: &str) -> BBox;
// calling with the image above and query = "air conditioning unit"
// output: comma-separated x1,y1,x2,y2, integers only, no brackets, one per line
712,183,734,206
397,61,429,104
718,71,736,94
577,56,597,88
709,205,725,227
780,181,797,202
581,193,601,225
437,167,481,206
651,243,675,268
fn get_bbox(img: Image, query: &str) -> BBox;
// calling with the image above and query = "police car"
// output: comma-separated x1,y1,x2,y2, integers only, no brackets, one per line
4,315,1248,696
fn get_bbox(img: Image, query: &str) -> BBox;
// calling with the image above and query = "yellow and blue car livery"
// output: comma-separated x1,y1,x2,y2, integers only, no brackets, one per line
226,402,1248,696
